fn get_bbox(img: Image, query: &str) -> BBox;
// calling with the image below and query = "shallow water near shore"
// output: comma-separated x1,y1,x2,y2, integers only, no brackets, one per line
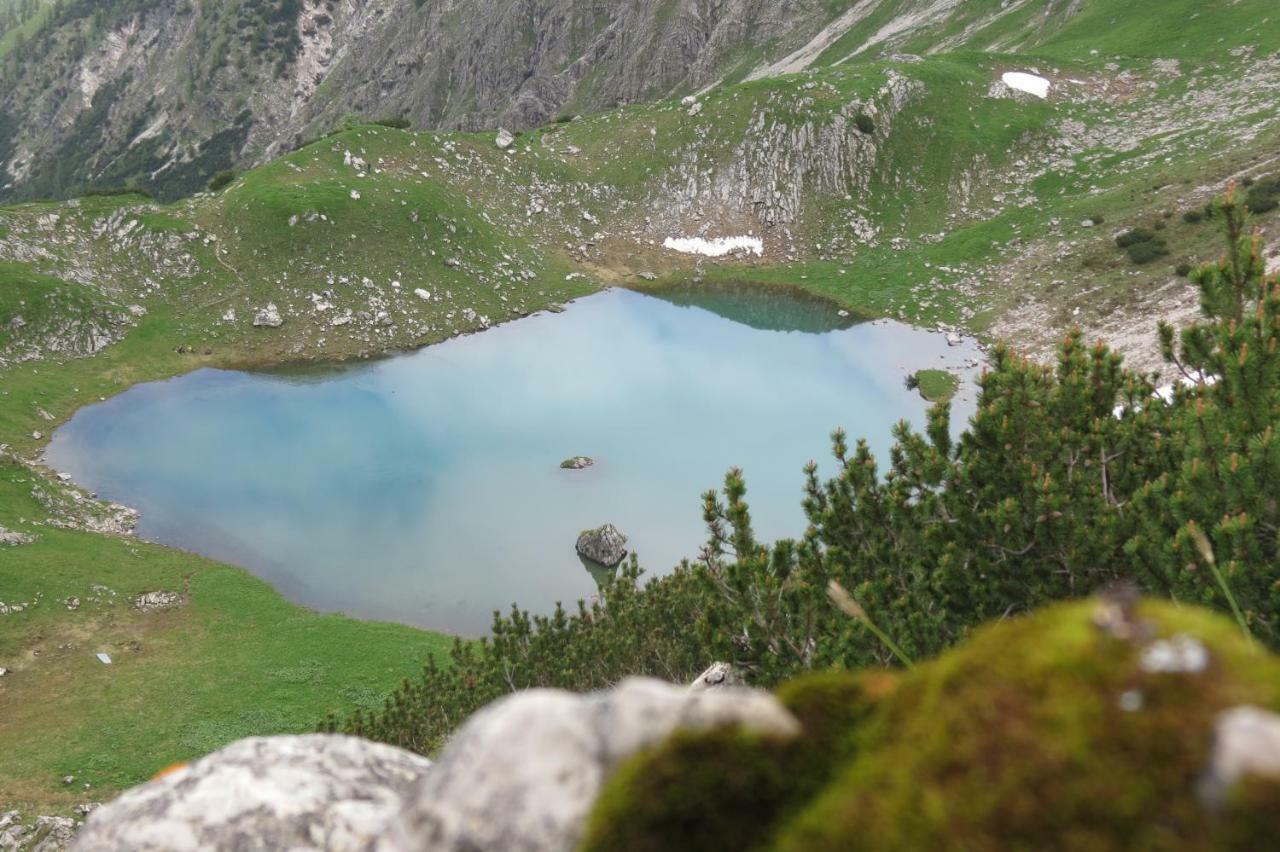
46,287,983,635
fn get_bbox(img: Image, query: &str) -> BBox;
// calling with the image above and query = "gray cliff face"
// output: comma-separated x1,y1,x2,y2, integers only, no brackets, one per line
0,0,835,202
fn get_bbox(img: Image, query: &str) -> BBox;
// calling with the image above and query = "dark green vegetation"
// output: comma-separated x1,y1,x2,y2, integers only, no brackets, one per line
333,197,1280,762
582,598,1280,851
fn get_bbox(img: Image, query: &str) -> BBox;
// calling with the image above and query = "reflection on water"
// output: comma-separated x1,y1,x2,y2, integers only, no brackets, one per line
46,288,983,635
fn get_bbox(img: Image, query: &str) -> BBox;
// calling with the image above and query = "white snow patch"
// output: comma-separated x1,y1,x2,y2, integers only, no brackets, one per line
1001,71,1051,99
663,236,764,258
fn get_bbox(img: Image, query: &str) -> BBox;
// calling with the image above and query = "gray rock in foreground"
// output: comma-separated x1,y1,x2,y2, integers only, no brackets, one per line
379,677,799,852
71,735,431,852
576,523,628,567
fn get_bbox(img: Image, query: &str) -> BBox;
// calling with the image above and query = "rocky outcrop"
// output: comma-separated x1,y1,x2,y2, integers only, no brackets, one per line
130,591,182,612
0,812,79,852
252,304,283,328
378,677,798,851
0,525,37,546
576,523,628,567
0,0,845,202
559,456,594,470
70,679,795,852
71,735,432,852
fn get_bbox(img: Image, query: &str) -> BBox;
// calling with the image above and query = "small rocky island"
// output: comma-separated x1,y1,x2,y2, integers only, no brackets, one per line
560,456,594,470
576,523,628,567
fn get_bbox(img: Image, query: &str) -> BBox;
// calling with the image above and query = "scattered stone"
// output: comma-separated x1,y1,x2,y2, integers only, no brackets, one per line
131,591,183,613
62,776,75,786
65,597,80,611
95,653,111,665
72,735,432,852
945,332,963,347
576,523,628,567
560,456,594,470
494,128,515,149
379,677,798,852
0,526,37,546
252,304,283,328
0,668,7,678
689,662,745,691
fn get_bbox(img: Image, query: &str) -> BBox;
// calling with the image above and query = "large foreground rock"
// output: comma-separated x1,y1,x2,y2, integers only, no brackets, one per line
71,735,431,851
379,677,799,852
575,523,628,567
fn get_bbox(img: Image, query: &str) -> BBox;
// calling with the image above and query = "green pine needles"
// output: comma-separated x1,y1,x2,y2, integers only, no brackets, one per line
326,190,1280,755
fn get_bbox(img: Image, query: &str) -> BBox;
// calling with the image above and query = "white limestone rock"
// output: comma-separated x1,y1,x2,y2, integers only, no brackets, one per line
380,677,799,852
71,735,432,852
252,304,283,328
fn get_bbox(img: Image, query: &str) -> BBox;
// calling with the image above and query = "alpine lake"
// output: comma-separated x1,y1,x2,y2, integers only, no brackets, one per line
46,284,983,635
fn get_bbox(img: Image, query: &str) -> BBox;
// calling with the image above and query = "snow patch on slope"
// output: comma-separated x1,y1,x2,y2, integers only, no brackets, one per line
1001,71,1051,98
663,236,764,257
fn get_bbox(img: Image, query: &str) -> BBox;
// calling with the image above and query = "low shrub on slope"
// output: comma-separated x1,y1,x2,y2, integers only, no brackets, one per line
331,190,1280,758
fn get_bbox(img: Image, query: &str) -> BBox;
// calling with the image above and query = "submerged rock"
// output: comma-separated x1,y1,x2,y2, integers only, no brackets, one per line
576,523,628,567
72,735,431,852
560,456,594,470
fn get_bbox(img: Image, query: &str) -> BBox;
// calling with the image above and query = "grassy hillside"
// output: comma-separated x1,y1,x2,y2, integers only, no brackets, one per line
2,0,1280,816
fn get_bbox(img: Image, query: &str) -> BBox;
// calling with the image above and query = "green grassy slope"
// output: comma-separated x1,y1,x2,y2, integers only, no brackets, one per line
2,0,1279,815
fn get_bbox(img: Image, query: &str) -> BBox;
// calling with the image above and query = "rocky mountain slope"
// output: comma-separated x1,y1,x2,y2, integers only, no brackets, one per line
3,0,1277,204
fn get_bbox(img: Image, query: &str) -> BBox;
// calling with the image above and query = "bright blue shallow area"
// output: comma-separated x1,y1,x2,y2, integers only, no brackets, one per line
46,288,981,635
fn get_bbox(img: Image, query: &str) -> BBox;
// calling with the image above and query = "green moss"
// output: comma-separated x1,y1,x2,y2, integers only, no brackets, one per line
581,671,896,851
775,599,1280,851
583,600,1280,852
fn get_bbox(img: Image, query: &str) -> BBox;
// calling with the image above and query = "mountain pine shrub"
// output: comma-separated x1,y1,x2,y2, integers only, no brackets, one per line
325,189,1280,753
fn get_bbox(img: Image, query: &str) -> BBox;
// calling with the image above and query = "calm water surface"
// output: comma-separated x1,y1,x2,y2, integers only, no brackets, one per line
46,287,983,634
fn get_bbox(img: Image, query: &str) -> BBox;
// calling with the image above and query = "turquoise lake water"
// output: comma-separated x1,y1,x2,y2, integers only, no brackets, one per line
45,287,983,635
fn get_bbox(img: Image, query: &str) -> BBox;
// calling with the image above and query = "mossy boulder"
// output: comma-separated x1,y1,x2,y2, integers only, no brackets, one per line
582,598,1280,851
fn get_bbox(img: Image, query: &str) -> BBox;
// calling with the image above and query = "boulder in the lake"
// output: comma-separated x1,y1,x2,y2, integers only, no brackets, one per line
378,677,799,852
253,303,284,328
576,523,628,567
72,735,432,852
560,456,594,470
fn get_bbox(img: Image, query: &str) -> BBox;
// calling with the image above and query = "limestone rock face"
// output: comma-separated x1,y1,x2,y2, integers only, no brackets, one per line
576,523,628,567
380,677,799,852
71,735,432,852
